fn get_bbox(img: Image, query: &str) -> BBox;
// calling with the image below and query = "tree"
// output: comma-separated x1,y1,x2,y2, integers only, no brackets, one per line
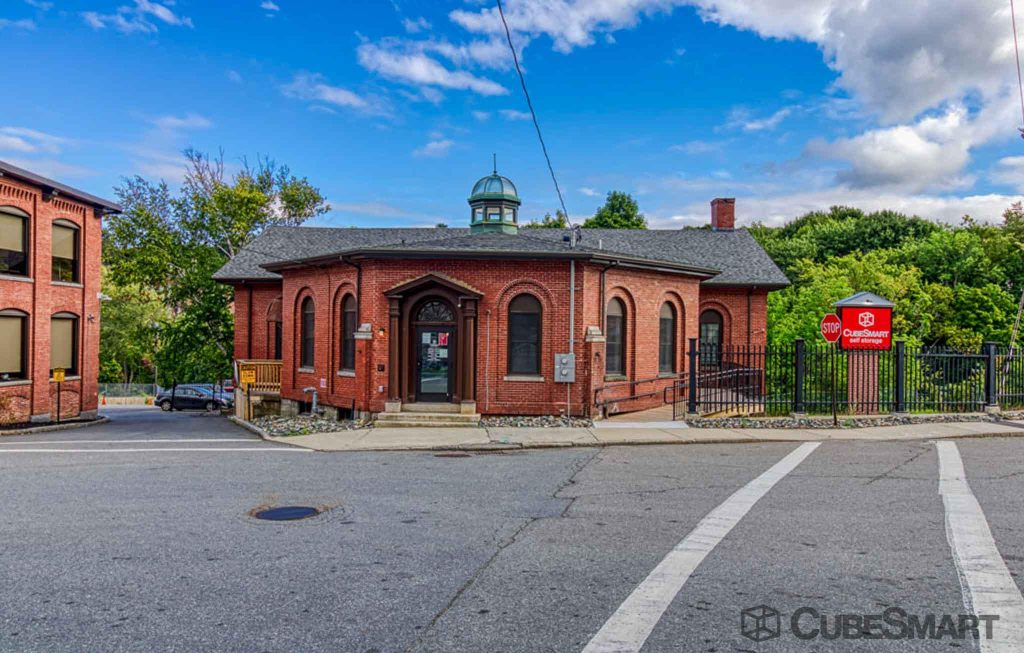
524,210,568,229
105,150,329,384
98,269,166,386
582,191,647,229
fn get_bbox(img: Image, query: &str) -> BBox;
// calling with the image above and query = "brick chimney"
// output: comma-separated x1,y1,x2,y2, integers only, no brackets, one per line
711,198,735,231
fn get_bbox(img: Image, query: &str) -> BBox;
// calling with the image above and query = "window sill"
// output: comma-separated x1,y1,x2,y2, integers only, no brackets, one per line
337,370,356,378
51,281,83,288
503,375,545,382
0,379,31,387
657,372,678,379
297,367,315,374
51,376,80,382
604,375,628,382
0,273,32,284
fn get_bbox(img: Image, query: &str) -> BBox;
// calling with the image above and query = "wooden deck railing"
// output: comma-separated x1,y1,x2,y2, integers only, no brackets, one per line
236,359,282,395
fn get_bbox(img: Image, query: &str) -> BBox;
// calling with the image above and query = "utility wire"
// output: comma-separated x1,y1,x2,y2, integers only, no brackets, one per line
496,0,571,223
1012,0,1024,137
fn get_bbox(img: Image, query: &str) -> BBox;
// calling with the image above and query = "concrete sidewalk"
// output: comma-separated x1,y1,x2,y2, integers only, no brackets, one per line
249,419,1024,452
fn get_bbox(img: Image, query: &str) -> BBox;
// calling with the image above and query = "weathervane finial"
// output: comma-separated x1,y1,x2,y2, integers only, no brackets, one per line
492,153,497,174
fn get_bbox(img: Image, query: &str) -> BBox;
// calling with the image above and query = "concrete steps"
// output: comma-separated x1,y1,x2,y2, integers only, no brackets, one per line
374,410,480,428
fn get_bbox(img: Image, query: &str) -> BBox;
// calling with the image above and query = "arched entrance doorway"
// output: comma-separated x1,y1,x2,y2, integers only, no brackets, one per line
412,298,457,402
385,273,481,408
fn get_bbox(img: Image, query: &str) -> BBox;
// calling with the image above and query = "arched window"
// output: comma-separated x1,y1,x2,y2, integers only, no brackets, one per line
340,294,357,372
0,308,28,381
52,219,80,283
0,206,29,277
606,298,626,377
416,300,454,323
300,297,315,368
508,294,541,375
51,312,79,376
267,296,282,360
659,302,677,374
699,309,724,368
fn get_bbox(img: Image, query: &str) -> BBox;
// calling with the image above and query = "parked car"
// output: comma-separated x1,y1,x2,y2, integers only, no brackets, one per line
155,386,230,412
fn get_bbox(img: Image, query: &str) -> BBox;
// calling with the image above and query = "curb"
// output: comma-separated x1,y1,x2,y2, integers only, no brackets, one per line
221,417,1024,453
0,416,110,437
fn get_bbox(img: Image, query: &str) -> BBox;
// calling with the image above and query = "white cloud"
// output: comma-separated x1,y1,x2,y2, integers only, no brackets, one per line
281,73,388,116
3,158,93,179
806,99,1017,192
472,111,491,121
991,155,1024,192
669,139,724,154
0,18,35,29
81,0,192,34
579,187,601,197
499,109,531,121
226,69,243,84
0,127,69,154
261,1,280,11
402,16,431,33
725,105,794,132
25,0,53,9
357,42,507,96
413,139,454,157
654,188,1022,228
149,113,213,131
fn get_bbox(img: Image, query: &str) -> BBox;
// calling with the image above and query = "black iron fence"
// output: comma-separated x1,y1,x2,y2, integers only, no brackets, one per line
592,338,1024,420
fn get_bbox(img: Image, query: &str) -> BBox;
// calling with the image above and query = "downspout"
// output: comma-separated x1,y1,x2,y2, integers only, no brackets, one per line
567,260,575,417
247,284,253,359
598,261,619,326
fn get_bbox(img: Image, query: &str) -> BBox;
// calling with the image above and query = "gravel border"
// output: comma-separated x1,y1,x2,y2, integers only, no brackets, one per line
687,412,1020,429
480,415,594,428
249,415,370,437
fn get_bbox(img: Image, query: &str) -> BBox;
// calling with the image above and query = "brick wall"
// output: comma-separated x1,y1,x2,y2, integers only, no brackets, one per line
0,175,102,424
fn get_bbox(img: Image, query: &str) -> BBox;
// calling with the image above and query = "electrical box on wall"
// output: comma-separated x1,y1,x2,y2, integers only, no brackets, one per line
554,353,575,383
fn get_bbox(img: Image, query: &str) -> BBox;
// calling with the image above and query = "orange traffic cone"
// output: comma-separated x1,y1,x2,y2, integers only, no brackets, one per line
102,394,106,405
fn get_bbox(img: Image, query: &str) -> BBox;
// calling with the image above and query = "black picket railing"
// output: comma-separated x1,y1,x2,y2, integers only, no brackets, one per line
599,338,1024,420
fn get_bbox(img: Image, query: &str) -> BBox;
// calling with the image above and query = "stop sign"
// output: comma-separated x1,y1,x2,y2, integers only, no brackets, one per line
820,313,842,343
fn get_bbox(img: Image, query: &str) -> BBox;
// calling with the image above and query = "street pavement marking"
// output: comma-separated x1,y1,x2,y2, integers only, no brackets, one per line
937,441,1024,653
0,438,255,445
581,441,820,653
0,447,308,453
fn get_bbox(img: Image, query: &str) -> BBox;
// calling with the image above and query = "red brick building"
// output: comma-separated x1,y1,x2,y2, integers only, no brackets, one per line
214,171,788,421
0,161,121,424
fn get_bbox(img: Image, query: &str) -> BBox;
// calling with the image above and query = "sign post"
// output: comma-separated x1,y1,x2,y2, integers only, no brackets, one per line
820,314,841,426
53,368,65,423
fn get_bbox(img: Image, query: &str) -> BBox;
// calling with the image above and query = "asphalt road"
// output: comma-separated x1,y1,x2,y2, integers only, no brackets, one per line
0,407,1021,652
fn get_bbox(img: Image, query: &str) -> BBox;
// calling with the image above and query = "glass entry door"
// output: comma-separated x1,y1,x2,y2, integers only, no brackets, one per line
416,327,455,402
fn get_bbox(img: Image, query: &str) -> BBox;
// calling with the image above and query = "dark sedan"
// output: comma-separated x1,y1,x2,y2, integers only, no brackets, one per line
155,386,230,412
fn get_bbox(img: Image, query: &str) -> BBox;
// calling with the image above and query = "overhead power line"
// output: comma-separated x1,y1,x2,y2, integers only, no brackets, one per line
1012,0,1024,138
495,0,571,223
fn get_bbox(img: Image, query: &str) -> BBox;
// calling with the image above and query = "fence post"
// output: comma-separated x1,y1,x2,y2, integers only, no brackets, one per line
687,337,698,416
984,341,999,413
793,338,806,415
894,340,907,414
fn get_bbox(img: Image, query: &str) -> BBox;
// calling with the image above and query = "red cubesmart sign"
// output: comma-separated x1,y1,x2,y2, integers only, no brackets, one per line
820,313,842,344
838,306,892,350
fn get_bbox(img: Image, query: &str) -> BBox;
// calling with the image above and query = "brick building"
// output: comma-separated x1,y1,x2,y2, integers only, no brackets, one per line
0,161,121,424
214,170,788,421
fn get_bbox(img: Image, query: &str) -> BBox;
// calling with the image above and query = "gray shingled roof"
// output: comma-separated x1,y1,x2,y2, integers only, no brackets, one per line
213,225,789,287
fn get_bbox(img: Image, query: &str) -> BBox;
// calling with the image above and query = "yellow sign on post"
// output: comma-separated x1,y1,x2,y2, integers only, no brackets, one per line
239,366,256,388
53,368,66,383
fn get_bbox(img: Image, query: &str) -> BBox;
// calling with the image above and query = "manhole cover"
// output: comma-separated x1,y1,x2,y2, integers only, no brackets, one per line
253,506,321,521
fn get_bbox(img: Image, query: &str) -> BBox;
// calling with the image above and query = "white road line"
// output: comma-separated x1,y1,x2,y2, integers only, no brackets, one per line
0,438,255,445
937,441,1024,653
0,447,307,453
581,441,820,653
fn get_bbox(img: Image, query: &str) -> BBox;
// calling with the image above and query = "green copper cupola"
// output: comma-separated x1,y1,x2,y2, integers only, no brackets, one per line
469,157,520,234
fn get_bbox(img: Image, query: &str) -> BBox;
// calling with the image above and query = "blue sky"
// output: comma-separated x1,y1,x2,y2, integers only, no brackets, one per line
1,0,1022,228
